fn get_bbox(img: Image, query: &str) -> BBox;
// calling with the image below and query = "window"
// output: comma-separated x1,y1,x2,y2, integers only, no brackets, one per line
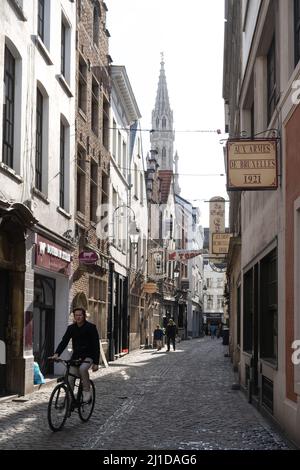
59,120,65,208
156,117,159,129
77,0,82,19
102,96,110,149
112,119,117,158
250,102,254,138
35,88,43,190
237,286,241,346
117,132,122,166
140,172,144,203
78,55,87,114
295,0,300,66
159,211,163,240
77,147,86,214
61,21,66,76
207,295,213,310
37,0,45,41
162,117,166,129
88,276,107,337
112,188,118,244
154,253,162,274
2,47,15,168
243,269,253,353
260,249,278,362
217,295,224,309
162,147,166,159
100,172,109,241
90,160,98,223
267,36,276,123
91,77,99,135
60,14,71,83
134,164,138,198
122,141,127,178
93,3,100,47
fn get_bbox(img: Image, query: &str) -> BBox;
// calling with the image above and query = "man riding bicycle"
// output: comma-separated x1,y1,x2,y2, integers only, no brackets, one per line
50,308,100,403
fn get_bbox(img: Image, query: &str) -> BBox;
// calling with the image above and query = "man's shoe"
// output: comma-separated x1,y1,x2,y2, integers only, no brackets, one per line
82,391,91,403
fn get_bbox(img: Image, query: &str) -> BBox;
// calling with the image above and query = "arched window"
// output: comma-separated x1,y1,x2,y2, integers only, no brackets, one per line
162,147,166,158
156,117,159,129
162,117,167,129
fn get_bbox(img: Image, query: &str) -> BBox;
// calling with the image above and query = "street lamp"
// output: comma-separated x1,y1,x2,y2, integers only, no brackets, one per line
173,262,180,279
129,220,140,249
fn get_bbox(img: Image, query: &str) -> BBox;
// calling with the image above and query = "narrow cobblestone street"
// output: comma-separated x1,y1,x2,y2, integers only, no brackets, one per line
0,338,293,450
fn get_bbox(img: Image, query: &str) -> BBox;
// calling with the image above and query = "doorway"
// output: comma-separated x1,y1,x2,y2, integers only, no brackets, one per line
33,275,55,375
0,270,9,395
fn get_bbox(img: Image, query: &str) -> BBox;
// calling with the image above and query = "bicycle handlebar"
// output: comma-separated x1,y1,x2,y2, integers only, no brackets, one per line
48,357,90,366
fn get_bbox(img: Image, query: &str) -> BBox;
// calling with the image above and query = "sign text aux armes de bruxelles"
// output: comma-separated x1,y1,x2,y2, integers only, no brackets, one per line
226,139,278,190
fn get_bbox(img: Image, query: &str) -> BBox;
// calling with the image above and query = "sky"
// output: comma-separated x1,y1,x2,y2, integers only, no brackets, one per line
106,0,228,227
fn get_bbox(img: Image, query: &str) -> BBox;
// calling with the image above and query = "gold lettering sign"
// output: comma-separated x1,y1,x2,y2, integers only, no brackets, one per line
212,233,232,254
227,139,278,190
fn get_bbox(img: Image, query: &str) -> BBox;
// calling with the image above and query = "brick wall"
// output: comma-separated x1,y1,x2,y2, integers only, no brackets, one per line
72,0,111,344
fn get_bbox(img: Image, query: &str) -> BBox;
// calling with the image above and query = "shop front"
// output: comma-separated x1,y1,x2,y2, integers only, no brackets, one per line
34,234,72,376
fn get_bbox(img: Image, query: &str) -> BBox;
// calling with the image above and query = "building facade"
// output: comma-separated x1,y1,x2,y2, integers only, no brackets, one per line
223,0,300,446
107,65,142,359
72,0,111,359
0,0,76,395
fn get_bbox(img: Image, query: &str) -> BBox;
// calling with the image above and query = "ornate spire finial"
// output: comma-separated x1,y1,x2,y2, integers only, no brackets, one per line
160,52,164,65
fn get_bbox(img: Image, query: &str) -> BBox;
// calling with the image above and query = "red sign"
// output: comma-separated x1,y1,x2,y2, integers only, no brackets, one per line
35,235,71,276
79,251,99,264
168,250,203,261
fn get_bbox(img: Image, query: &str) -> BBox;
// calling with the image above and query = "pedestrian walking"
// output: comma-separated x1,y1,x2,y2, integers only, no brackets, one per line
209,323,217,339
153,325,164,350
165,318,177,351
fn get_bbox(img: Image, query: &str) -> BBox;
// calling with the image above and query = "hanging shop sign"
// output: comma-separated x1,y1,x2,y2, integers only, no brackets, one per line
143,282,158,294
226,139,278,190
168,250,203,261
212,233,232,255
79,250,99,265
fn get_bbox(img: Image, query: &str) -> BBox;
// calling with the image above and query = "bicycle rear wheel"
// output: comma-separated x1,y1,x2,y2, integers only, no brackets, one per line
47,383,69,432
78,380,95,422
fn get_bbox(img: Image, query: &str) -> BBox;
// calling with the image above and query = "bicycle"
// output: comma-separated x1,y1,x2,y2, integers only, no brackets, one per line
47,358,96,432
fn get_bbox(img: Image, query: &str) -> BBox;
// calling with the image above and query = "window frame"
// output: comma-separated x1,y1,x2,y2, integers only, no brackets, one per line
59,120,65,208
37,0,45,42
35,87,44,191
267,36,276,123
2,46,15,168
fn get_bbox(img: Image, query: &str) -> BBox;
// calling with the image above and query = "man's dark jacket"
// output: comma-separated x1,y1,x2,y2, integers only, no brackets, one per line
55,321,100,365
166,324,177,339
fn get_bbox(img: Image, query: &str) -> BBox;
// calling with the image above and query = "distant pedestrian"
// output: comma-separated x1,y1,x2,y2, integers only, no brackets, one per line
217,323,223,339
153,325,164,351
165,319,177,351
209,323,217,339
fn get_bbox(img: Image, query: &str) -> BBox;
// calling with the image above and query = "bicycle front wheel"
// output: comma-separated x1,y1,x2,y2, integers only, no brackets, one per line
78,380,95,422
47,383,69,432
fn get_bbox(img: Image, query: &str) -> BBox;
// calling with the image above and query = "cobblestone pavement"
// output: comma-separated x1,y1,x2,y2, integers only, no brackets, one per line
0,337,294,450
